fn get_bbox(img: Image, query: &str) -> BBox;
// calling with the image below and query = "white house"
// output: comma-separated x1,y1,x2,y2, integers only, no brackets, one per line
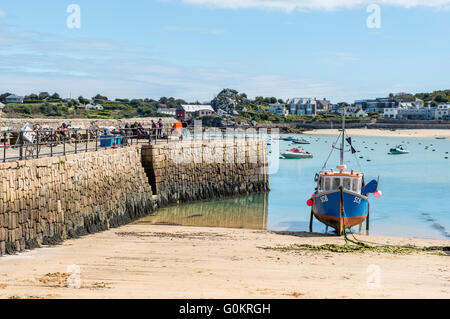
398,107,435,120
177,104,215,120
268,103,288,116
383,107,402,119
400,98,424,109
85,104,104,110
347,109,368,118
434,104,450,120
157,108,177,116
346,105,361,113
5,94,24,103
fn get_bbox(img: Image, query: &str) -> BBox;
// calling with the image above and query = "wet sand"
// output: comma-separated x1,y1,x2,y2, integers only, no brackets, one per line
0,225,448,299
304,129,450,138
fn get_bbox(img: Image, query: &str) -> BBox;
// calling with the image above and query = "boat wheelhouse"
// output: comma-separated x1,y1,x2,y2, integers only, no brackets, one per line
318,170,364,195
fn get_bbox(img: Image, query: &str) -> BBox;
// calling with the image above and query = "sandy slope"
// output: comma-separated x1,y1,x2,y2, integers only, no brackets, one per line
0,225,448,299
304,129,450,138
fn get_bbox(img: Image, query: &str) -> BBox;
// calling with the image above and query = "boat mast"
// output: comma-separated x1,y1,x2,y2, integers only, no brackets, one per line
340,106,345,166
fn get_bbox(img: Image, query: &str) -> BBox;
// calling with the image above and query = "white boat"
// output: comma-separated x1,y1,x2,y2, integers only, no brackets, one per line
388,145,409,155
281,148,313,159
292,138,310,145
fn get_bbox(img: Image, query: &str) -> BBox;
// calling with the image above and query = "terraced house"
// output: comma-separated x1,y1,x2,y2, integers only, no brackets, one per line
287,98,330,116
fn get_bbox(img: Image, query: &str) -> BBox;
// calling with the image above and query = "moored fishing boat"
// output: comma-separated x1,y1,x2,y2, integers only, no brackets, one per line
306,109,382,235
281,148,313,159
388,145,409,155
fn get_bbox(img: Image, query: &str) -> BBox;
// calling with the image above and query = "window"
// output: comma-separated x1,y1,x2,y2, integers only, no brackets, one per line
343,178,351,190
324,178,331,190
352,178,358,192
332,178,341,189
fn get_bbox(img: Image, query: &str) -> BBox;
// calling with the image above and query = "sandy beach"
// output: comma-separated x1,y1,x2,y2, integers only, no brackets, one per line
0,224,448,299
303,129,450,139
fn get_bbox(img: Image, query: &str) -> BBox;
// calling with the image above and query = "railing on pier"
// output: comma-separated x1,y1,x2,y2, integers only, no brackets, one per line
0,126,275,163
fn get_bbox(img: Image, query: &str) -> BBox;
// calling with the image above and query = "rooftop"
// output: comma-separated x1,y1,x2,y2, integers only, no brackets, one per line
181,104,214,113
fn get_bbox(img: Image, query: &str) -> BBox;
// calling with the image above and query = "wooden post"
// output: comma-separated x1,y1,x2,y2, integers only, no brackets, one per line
309,208,314,232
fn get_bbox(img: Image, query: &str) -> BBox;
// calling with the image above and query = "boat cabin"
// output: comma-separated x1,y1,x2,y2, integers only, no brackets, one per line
318,170,364,194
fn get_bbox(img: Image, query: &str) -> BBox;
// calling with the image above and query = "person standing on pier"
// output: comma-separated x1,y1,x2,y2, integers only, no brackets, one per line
151,120,157,139
157,118,164,139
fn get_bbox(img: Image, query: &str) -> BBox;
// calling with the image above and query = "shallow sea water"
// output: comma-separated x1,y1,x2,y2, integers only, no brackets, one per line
137,134,450,240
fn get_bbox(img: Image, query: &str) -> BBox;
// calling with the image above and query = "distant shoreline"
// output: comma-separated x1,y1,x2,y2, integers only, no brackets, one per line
302,128,450,138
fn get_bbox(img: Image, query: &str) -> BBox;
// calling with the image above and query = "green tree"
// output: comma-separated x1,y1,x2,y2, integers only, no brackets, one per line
38,92,50,100
434,94,448,103
78,96,89,104
0,92,12,103
25,93,39,101
93,94,108,101
51,92,61,100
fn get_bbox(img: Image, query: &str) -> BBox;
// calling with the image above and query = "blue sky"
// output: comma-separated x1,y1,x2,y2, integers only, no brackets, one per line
0,0,449,103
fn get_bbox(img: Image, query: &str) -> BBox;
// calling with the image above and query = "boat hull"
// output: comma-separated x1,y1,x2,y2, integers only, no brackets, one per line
312,190,368,233
282,152,313,159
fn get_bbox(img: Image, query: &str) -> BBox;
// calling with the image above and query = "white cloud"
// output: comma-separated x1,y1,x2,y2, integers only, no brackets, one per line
180,0,450,12
0,8,6,18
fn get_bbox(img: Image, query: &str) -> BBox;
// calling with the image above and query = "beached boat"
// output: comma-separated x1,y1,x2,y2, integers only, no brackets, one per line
281,148,313,159
291,138,310,145
307,109,381,235
388,145,409,155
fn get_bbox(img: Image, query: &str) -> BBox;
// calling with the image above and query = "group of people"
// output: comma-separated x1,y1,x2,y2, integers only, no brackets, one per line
123,119,165,140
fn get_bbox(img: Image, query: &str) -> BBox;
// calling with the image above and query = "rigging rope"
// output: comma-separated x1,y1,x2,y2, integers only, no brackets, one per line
321,133,342,171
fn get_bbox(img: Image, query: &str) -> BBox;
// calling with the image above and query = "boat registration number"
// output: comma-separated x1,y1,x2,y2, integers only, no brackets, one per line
320,195,328,203
354,197,362,204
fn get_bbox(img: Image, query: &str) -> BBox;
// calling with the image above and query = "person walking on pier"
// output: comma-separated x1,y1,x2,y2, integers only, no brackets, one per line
157,118,164,139
151,120,157,140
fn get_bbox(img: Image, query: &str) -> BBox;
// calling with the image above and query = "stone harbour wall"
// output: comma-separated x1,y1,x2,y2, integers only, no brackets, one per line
0,146,155,256
141,139,269,206
0,138,269,256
